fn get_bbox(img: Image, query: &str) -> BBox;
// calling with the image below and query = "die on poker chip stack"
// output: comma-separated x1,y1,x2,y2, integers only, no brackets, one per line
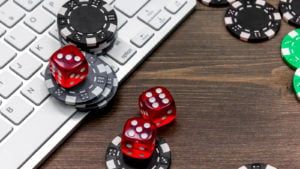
105,87,177,169
44,0,119,112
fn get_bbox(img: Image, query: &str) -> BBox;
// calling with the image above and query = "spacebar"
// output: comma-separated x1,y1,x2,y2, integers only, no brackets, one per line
0,97,77,169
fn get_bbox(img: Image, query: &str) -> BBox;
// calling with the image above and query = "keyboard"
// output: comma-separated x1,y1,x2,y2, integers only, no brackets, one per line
0,0,196,168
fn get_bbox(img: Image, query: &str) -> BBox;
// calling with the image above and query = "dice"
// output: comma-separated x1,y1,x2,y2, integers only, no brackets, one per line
49,45,88,88
121,117,157,159
139,87,176,128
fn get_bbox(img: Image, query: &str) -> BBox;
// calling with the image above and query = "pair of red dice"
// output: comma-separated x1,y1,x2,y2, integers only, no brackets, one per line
121,87,176,159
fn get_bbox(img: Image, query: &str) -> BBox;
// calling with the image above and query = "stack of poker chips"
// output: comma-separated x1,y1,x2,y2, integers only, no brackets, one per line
45,0,119,112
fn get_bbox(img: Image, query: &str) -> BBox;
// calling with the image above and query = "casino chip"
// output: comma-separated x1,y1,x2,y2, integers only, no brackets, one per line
200,0,235,7
45,54,107,106
106,136,171,169
279,0,300,27
281,29,300,70
224,0,281,42
239,163,276,169
293,69,300,100
57,0,118,55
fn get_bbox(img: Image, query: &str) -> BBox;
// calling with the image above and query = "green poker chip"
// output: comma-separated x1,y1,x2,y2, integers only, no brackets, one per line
281,29,300,70
293,69,300,100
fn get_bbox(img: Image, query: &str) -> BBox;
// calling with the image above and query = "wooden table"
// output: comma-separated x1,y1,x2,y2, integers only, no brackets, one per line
41,1,300,168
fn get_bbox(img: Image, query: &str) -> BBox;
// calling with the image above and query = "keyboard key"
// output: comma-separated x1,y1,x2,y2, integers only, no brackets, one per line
0,2,25,28
130,27,154,48
1,96,33,125
0,25,6,37
5,25,37,51
14,0,42,11
107,38,137,65
149,10,171,30
116,12,127,30
21,77,50,105
100,56,120,73
165,0,187,14
49,24,59,40
10,53,42,80
30,36,61,62
114,0,149,17
0,71,22,99
0,42,16,69
24,8,55,34
0,98,77,168
43,0,68,16
40,66,46,77
0,119,12,142
138,4,161,23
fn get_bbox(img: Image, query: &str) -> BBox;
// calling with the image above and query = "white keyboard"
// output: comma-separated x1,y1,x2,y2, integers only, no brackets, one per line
0,0,196,168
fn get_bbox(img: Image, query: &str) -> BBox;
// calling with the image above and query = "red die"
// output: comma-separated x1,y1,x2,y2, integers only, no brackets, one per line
121,117,157,159
139,87,176,128
49,45,88,88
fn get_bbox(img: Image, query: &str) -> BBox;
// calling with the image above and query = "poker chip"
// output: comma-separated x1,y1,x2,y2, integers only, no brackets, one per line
200,0,235,7
239,163,277,169
57,0,118,55
105,136,171,169
224,0,281,42
279,0,300,27
45,54,107,106
293,69,300,100
281,29,300,70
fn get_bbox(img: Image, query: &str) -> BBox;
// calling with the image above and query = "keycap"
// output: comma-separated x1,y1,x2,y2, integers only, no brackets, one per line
24,8,55,34
165,0,187,14
1,96,33,125
0,2,25,28
100,56,120,73
138,5,161,24
10,53,42,80
107,38,137,65
30,36,61,62
130,27,154,48
116,12,127,30
0,98,77,168
14,0,42,11
43,0,68,16
0,71,22,99
114,0,149,17
40,66,46,77
5,25,37,51
148,10,171,30
0,119,12,142
21,77,50,105
0,25,6,37
49,24,59,40
0,42,16,69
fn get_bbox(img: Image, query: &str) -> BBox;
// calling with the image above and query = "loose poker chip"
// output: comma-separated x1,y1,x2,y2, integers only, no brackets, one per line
200,0,235,7
45,54,107,106
239,163,277,169
279,0,300,27
281,29,300,70
57,0,117,54
224,0,281,42
293,69,300,100
105,136,171,169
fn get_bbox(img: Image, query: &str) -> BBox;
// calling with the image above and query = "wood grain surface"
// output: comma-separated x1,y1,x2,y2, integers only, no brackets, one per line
41,1,300,169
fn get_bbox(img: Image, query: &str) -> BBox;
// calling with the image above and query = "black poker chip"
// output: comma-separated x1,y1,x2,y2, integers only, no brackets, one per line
105,136,171,169
44,53,107,106
279,0,300,27
239,163,277,169
200,0,235,7
224,0,282,42
57,0,117,54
